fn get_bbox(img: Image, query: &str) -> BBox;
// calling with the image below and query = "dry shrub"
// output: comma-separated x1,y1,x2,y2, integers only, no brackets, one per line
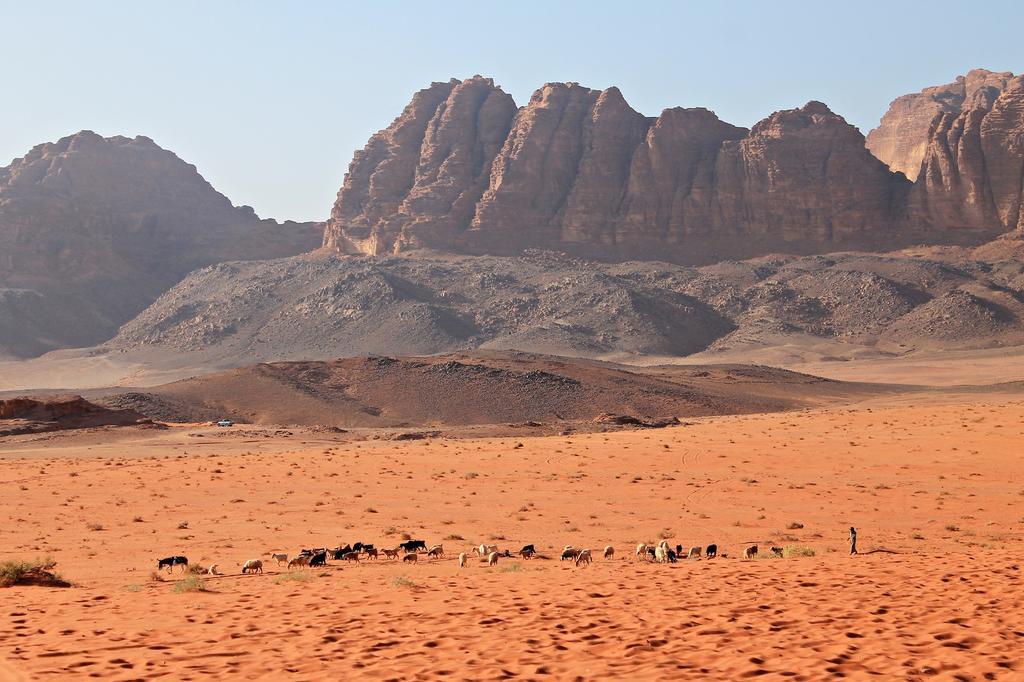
0,558,70,588
172,575,209,593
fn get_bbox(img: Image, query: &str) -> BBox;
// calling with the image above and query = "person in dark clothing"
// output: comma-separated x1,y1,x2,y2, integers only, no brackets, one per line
849,527,858,555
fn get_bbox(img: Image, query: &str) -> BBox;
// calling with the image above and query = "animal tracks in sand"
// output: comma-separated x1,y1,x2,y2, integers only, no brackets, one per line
1,399,1023,678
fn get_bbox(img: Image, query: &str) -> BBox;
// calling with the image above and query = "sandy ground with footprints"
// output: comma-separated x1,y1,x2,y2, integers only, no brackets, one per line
1,393,1023,679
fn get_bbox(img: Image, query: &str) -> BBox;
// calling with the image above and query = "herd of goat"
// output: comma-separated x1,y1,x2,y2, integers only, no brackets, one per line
157,539,779,575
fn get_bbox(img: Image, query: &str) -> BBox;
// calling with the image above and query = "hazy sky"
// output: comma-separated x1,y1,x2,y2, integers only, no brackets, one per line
2,1,1021,222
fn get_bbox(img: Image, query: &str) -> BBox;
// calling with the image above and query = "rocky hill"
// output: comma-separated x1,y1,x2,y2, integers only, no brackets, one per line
0,131,322,358
104,247,1024,369
325,72,1023,264
0,395,151,436
99,351,876,428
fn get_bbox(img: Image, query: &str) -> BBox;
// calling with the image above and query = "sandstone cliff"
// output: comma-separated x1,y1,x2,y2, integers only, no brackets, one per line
0,131,322,357
327,74,1018,264
866,69,1015,180
909,74,1024,233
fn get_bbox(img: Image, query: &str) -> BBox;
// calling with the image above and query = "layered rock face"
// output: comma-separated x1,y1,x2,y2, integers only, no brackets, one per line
0,131,322,357
328,77,517,254
910,74,1024,233
327,74,1018,264
866,69,1015,180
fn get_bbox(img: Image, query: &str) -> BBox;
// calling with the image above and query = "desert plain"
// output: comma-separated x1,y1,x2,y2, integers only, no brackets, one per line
2,365,1023,681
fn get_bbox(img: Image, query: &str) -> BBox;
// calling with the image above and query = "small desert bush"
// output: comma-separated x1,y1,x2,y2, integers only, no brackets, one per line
177,521,189,530
187,563,208,575
657,528,675,540
149,571,165,582
172,575,209,593
444,534,465,541
500,563,522,573
945,524,960,532
785,521,805,530
86,522,105,532
392,576,418,589
0,557,70,588
132,516,144,523
783,545,816,558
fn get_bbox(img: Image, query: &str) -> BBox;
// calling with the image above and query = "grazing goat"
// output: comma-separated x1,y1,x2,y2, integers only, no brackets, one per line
381,549,400,560
688,546,702,559
332,545,352,560
427,545,444,558
206,565,219,575
655,545,667,563
288,555,311,569
645,546,657,561
342,552,360,562
486,551,499,567
666,549,678,563
403,553,418,563
309,552,327,568
706,544,718,559
241,559,263,574
561,547,581,561
158,556,188,572
575,549,592,567
365,548,378,560
474,544,498,556
675,544,683,555
744,545,759,559
603,545,614,560
770,546,784,558
635,543,647,560
459,552,467,568
270,553,288,566
518,544,536,559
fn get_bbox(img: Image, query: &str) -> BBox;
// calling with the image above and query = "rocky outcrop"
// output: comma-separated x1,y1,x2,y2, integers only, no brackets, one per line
0,395,151,436
328,73,1024,264
326,77,517,254
909,73,1024,234
866,69,1015,180
330,77,1023,265
0,131,322,357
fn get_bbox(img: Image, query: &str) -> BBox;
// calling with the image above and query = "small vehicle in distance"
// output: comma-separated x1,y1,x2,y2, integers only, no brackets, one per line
216,419,234,427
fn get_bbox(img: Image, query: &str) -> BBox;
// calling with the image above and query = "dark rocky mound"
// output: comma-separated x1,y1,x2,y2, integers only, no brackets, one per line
0,395,152,436
102,351,878,428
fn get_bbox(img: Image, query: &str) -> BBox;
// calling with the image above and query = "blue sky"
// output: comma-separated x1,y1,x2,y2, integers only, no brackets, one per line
2,1,1020,221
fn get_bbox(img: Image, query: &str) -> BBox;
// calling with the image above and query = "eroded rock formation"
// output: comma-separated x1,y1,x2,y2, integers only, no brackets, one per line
866,69,1015,180
327,73,1020,264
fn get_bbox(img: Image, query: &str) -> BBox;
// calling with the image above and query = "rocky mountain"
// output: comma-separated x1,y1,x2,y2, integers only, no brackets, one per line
326,73,1023,264
104,247,1024,371
0,131,322,358
866,69,1016,180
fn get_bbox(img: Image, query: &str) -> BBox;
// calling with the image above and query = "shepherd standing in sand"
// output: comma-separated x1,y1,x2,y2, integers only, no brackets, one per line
849,527,858,555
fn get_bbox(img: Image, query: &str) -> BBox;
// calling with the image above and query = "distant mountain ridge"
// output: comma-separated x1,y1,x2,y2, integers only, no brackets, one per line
2,68,1022,363
325,70,1023,263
